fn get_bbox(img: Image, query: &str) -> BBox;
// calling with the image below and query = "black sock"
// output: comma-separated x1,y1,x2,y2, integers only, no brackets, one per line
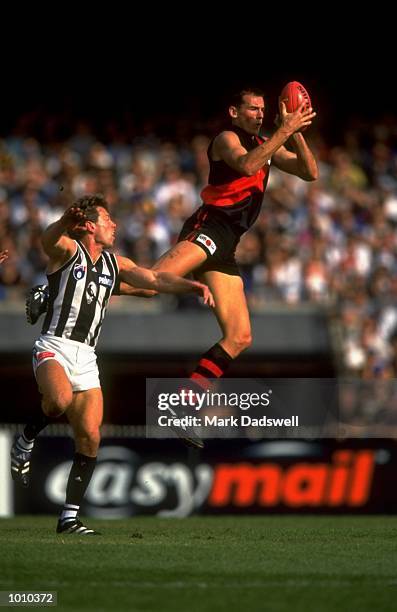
24,413,50,441
64,453,97,510
190,343,233,388
176,344,233,413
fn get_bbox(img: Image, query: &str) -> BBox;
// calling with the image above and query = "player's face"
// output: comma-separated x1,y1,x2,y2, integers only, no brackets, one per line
233,95,265,135
94,207,117,247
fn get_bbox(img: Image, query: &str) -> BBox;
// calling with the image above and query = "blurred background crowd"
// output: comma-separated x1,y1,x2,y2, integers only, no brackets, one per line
1,109,397,380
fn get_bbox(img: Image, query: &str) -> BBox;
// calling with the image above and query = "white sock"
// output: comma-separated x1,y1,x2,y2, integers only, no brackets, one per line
17,434,34,452
60,504,80,522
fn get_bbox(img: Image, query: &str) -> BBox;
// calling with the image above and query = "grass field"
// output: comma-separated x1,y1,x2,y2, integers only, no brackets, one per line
0,515,396,612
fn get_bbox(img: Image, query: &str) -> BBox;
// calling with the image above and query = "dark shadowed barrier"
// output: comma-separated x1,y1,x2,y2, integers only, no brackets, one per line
0,305,335,423
1,430,396,518
0,305,331,355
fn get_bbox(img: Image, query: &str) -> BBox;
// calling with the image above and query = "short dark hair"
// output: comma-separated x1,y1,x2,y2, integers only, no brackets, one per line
73,193,109,223
68,193,109,238
230,87,265,108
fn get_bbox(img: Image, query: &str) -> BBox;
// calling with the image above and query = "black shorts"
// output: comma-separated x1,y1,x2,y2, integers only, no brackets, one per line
178,206,240,276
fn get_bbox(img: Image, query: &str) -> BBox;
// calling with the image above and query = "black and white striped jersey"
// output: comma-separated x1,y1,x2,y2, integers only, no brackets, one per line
41,241,120,347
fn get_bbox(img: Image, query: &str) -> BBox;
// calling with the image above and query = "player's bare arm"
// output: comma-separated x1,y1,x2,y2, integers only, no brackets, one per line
117,283,157,298
117,256,215,306
272,133,318,180
0,249,8,264
41,207,85,269
272,101,318,180
213,102,316,177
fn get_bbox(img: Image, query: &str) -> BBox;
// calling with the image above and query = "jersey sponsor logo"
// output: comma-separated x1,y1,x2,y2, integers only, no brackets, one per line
86,281,98,305
196,233,217,255
98,275,113,287
35,351,56,362
73,264,86,281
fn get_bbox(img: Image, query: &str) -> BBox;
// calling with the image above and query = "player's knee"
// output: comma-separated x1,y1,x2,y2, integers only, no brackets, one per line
232,331,252,354
42,391,73,417
76,428,101,455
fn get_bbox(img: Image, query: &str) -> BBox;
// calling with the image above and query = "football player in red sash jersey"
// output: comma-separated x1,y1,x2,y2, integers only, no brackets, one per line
22,89,318,452
147,87,318,446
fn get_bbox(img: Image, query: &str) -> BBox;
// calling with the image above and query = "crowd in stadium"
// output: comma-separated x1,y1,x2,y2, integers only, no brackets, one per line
1,111,397,379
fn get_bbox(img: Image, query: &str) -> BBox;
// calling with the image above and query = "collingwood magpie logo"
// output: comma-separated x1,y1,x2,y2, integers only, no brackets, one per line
73,264,86,280
86,281,98,304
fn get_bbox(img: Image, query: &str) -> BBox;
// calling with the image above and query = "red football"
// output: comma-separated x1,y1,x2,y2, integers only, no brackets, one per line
279,81,311,113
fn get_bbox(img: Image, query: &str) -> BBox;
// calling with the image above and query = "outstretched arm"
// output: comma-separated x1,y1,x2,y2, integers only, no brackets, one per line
116,282,157,298
116,256,215,306
213,102,316,176
0,250,8,265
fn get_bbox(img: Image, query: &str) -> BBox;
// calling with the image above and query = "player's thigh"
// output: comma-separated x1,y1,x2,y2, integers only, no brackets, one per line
36,360,73,402
66,388,104,435
152,240,207,275
200,270,251,336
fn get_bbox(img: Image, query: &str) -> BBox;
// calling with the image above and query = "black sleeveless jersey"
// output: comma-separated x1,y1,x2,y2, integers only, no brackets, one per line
200,125,271,234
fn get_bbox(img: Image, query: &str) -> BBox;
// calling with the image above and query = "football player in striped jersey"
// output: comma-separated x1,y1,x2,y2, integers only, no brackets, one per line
11,194,214,535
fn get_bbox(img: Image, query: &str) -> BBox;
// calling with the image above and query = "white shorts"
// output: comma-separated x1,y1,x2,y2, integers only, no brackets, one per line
33,335,100,392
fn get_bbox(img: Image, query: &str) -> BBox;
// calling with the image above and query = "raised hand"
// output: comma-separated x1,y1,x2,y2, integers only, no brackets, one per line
62,206,88,230
0,249,9,264
279,100,316,134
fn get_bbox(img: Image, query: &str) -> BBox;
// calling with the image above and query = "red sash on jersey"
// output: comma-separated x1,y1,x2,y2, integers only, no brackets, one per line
201,167,268,207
